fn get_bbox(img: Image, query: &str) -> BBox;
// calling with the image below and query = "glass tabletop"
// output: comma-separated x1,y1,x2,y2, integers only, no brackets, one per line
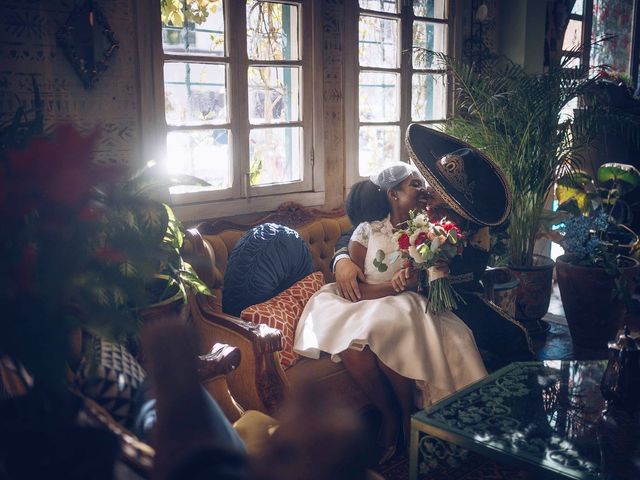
412,361,640,479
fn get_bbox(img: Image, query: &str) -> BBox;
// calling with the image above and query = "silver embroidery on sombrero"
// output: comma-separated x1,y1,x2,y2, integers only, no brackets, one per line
405,126,513,226
434,149,475,203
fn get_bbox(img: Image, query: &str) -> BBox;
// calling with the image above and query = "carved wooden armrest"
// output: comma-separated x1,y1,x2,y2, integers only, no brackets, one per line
188,292,289,416
197,343,241,383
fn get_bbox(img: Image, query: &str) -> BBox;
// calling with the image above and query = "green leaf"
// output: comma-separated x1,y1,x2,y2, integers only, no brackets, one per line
387,251,401,263
597,163,640,194
119,262,138,278
431,236,441,252
375,249,386,262
555,171,595,213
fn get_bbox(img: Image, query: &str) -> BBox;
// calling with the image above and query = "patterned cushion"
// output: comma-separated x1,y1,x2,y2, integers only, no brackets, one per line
223,223,314,316
241,271,324,368
75,336,146,426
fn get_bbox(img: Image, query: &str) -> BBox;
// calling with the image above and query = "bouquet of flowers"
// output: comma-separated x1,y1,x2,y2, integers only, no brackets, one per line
374,210,466,313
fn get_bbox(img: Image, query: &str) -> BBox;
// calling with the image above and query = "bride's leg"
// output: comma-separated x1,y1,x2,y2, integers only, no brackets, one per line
340,346,399,461
377,361,414,450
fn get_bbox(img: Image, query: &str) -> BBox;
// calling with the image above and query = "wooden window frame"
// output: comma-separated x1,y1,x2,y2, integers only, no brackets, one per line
344,0,454,189
139,0,325,221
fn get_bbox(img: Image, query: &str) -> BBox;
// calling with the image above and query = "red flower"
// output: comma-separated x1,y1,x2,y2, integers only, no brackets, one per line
415,231,428,246
398,233,411,250
440,221,461,236
5,124,124,209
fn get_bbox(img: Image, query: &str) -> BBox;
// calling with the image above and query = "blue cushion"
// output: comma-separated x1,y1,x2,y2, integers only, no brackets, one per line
222,223,313,316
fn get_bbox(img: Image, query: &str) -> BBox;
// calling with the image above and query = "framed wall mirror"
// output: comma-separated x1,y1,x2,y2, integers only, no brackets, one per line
56,0,119,89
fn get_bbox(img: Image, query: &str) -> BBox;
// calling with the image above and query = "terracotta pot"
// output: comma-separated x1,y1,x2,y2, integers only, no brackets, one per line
556,254,640,350
509,255,555,331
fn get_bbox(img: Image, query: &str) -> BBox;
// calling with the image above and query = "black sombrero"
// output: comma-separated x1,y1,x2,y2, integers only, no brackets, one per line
405,124,512,226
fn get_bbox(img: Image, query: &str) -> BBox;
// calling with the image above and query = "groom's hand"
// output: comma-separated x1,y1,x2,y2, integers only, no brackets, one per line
335,258,364,302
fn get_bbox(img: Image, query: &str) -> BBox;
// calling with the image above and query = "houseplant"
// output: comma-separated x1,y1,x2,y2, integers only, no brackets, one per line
0,124,210,392
430,51,607,333
553,163,640,350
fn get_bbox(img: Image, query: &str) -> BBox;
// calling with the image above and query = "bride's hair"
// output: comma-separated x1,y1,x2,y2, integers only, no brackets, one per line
345,180,390,226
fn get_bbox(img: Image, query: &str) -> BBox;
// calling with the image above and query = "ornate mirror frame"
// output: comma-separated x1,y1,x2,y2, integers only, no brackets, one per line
56,0,120,89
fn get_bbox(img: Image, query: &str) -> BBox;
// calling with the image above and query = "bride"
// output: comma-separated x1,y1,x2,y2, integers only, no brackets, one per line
293,163,487,463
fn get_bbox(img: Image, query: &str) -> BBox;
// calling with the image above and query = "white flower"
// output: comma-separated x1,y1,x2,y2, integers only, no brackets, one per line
413,213,428,228
408,245,425,264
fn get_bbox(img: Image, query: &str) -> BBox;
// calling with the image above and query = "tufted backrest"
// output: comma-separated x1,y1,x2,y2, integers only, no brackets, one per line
186,203,352,312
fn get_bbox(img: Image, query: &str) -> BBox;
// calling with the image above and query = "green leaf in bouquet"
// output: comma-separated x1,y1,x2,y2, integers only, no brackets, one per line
387,251,401,263
431,236,441,251
423,249,434,261
448,229,458,244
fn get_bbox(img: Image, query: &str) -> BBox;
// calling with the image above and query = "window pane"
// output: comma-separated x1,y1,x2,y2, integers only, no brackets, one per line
359,15,399,68
250,127,302,185
563,19,582,52
413,0,447,18
591,0,634,75
413,21,447,69
247,1,299,61
161,0,224,56
412,73,446,121
359,0,398,13
572,0,584,15
248,67,300,124
359,72,399,121
164,63,227,126
166,129,231,191
358,125,400,176
561,55,581,69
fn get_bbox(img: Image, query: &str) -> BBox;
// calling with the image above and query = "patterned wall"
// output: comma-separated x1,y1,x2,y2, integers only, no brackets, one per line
0,0,141,166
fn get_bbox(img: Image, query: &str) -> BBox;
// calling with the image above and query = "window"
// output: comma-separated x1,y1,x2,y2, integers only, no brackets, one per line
158,0,322,218
345,0,452,183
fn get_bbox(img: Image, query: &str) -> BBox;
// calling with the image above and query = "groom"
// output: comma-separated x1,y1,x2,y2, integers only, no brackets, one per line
332,125,534,370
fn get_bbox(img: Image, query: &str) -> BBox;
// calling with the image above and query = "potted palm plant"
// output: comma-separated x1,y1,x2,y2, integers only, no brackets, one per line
431,51,606,334
553,163,640,350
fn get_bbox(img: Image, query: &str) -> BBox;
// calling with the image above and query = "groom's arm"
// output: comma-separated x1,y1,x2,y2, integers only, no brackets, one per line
331,228,353,270
331,228,364,302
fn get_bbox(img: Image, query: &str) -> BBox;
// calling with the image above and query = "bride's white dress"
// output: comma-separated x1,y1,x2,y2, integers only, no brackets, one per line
293,216,487,406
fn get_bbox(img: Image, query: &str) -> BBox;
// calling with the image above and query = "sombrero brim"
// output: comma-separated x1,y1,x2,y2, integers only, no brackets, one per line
405,124,512,226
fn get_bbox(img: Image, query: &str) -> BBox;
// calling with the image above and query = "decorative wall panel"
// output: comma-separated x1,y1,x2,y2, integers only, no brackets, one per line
321,0,345,209
0,0,141,167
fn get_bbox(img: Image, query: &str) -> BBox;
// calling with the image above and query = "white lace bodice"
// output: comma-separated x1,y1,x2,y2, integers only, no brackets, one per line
350,216,404,284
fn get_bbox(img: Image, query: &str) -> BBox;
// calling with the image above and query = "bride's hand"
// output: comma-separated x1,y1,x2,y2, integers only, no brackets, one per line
391,267,418,293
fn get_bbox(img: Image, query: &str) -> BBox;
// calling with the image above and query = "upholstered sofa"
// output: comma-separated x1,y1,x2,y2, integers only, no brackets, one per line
184,202,369,416
184,202,519,418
